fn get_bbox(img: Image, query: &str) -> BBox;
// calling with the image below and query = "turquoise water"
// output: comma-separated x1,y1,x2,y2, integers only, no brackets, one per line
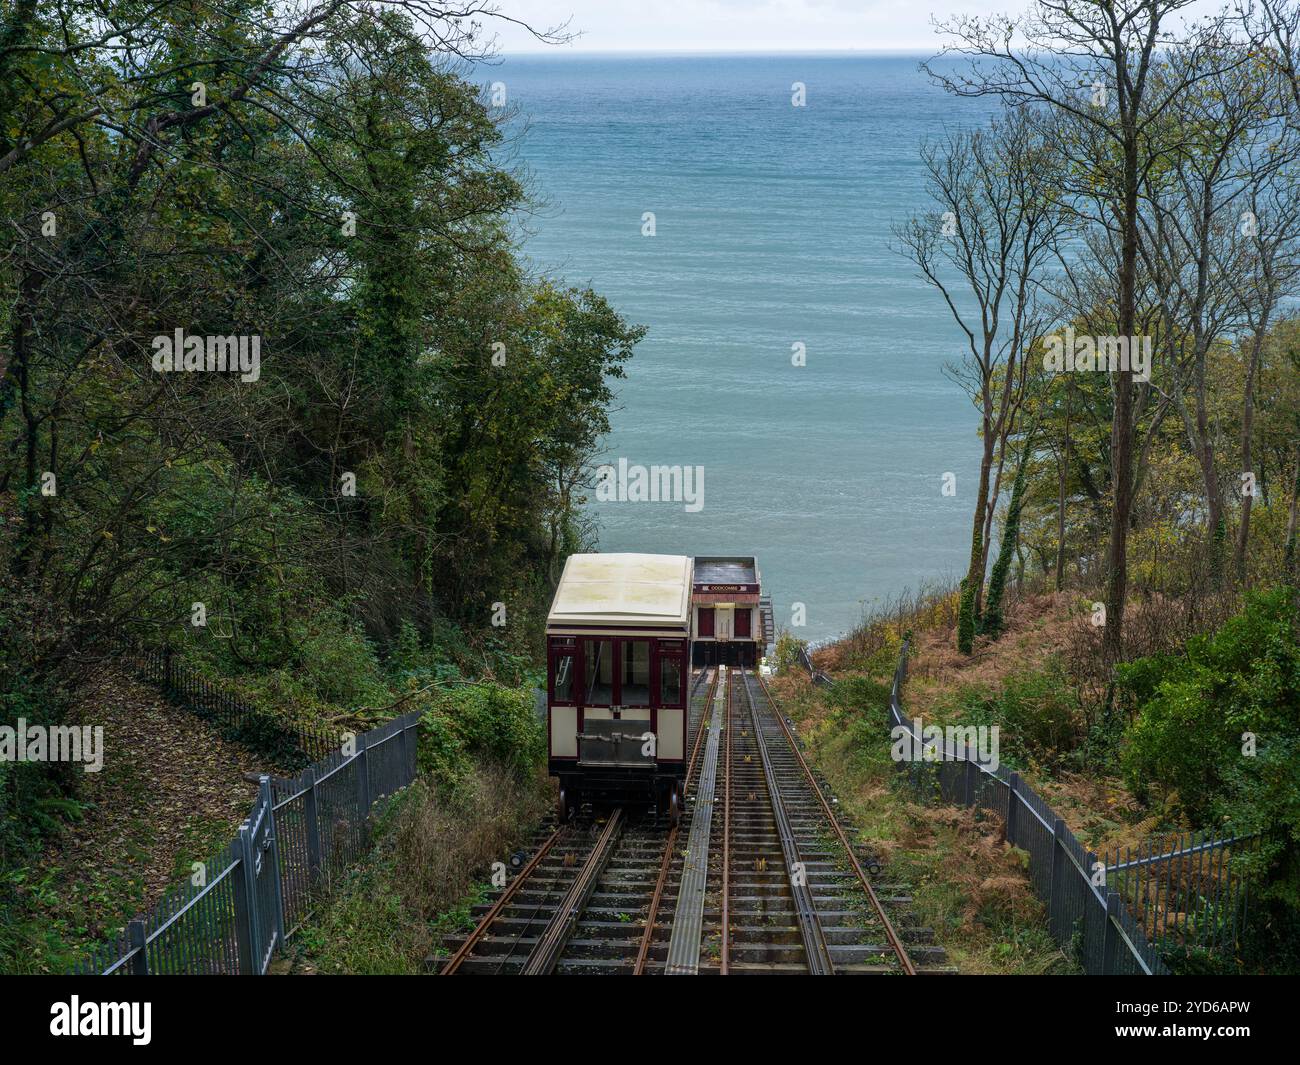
495,54,999,642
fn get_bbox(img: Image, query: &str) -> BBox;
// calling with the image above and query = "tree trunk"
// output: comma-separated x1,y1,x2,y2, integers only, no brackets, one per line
981,456,1004,583
984,445,1030,638
1193,339,1225,576
1285,444,1299,582
959,416,996,653
1055,382,1072,591
980,347,1022,591
1235,325,1267,583
1102,141,1139,665
10,267,41,577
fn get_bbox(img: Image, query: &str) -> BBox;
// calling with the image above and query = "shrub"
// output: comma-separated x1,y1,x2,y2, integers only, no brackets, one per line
995,662,1084,765
418,682,544,790
940,659,1083,771
825,675,892,719
774,631,807,676
957,577,976,654
1119,587,1300,907
299,764,549,973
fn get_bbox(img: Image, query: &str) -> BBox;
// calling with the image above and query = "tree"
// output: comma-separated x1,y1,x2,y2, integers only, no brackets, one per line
927,0,1259,662
1227,134,1300,581
0,1,614,672
982,433,1034,637
894,107,1067,652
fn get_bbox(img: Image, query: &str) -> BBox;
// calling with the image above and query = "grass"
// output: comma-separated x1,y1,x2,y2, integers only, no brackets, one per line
771,669,1078,975
289,760,550,974
854,589,1187,855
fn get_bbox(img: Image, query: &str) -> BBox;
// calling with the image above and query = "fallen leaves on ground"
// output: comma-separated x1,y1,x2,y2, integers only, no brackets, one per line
33,670,267,946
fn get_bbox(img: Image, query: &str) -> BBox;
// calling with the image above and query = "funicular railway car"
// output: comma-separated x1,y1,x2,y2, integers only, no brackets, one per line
690,556,770,668
546,553,692,823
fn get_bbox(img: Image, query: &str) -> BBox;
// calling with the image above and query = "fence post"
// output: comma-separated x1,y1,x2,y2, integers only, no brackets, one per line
1048,817,1067,938
964,758,978,808
1102,891,1121,973
261,776,286,956
127,919,149,975
303,765,322,883
163,646,174,694
232,821,259,975
397,717,410,785
355,730,371,820
1005,772,1019,845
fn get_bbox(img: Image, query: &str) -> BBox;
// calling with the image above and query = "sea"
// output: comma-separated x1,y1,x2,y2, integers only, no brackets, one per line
490,53,1001,643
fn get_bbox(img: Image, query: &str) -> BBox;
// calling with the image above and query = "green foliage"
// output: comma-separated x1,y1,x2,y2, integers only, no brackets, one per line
0,623,69,832
981,451,1029,638
296,765,549,974
0,609,87,971
418,683,545,791
0,2,640,676
774,631,808,676
1160,943,1243,976
1119,588,1300,905
0,1,637,974
938,659,1083,771
825,675,892,719
861,636,906,677
1237,893,1300,974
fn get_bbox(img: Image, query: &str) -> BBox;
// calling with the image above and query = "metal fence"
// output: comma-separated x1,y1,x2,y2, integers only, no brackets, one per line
1102,831,1257,961
118,642,343,768
798,639,1254,975
74,711,421,975
796,645,833,687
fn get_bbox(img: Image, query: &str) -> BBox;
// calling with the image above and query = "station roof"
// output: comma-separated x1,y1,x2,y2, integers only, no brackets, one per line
692,556,758,588
547,553,693,628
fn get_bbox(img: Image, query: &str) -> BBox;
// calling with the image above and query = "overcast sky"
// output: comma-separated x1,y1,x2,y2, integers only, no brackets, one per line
484,0,1015,53
484,0,1231,54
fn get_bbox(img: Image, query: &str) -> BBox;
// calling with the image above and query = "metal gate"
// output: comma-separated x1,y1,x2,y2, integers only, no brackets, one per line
235,778,286,974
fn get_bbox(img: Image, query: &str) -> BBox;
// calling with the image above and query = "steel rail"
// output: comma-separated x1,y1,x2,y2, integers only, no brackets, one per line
521,808,625,975
634,667,718,974
721,667,733,975
753,669,917,975
737,668,835,975
635,827,680,976
689,665,711,700
684,667,715,794
440,824,566,975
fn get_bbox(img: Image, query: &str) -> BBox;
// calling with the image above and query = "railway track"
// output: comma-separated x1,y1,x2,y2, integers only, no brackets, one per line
440,668,717,975
704,668,916,973
440,666,952,975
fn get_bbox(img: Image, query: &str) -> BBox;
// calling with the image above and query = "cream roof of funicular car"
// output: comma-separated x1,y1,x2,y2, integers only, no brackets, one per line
547,553,693,628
